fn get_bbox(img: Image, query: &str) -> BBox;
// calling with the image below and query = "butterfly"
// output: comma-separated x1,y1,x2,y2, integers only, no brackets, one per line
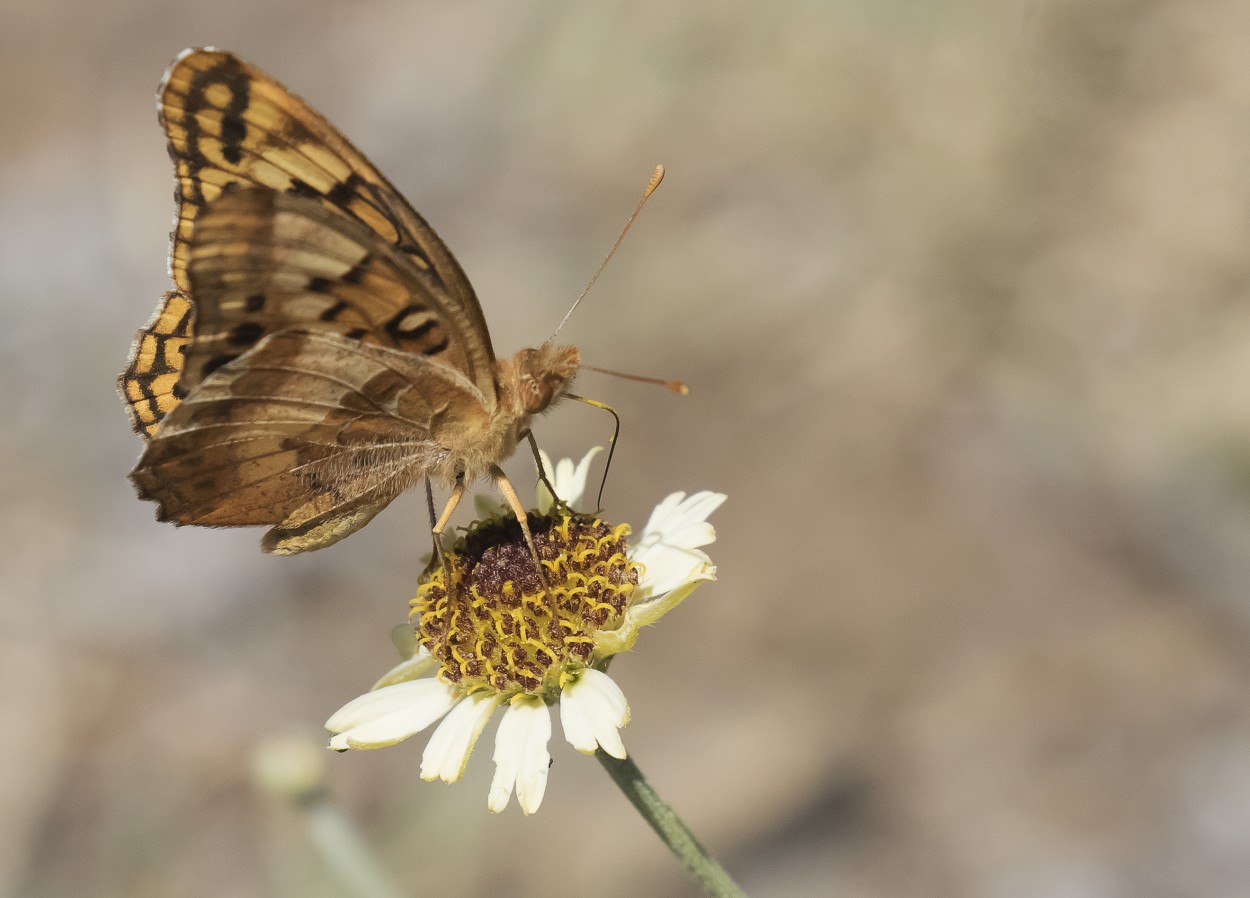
120,48,580,555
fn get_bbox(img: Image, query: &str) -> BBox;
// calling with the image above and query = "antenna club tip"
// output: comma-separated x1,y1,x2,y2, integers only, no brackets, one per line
670,381,691,396
644,164,665,197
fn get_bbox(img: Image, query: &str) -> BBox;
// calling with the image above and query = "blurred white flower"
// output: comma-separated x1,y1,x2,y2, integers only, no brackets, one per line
326,448,724,814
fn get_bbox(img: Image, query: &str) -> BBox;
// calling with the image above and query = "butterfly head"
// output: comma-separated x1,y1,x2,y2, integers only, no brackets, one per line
508,343,580,415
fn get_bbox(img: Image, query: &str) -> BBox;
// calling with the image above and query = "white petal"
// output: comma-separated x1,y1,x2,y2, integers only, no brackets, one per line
561,447,603,509
632,491,725,600
326,678,441,731
370,648,437,691
420,691,501,782
634,544,717,601
559,669,630,759
538,447,603,512
325,679,459,749
488,696,552,814
641,491,726,548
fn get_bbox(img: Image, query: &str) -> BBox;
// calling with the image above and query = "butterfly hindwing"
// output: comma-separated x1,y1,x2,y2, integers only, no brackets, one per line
119,290,194,438
131,327,493,553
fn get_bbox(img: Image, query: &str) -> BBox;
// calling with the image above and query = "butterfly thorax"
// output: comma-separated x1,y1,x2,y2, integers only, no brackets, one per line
426,344,577,486
451,343,576,473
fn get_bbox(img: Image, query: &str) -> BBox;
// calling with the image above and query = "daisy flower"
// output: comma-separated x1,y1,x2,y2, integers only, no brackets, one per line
325,448,725,814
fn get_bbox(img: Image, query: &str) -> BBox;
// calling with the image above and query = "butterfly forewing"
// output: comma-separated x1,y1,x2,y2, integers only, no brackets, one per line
120,47,496,437
181,187,490,397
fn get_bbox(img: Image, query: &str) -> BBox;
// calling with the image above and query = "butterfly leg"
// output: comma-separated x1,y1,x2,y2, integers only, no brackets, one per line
425,477,449,568
430,473,466,584
491,465,551,595
430,475,467,544
524,430,568,513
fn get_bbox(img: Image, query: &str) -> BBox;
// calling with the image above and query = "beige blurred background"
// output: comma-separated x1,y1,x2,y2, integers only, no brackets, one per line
5,0,1250,895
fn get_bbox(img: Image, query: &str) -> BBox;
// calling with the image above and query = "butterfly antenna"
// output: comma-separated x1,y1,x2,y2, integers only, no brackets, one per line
567,393,621,510
583,364,690,395
549,164,665,342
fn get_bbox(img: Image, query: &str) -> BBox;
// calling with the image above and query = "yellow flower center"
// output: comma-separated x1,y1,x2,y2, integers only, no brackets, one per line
411,512,641,697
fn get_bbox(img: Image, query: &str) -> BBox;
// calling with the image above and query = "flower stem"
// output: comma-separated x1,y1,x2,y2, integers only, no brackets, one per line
300,791,407,898
597,750,748,898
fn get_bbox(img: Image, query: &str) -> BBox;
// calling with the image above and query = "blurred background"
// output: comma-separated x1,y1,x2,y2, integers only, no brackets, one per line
5,0,1250,895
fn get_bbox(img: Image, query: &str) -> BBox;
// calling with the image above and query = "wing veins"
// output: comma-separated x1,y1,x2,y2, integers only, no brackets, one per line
291,329,487,408
168,108,357,201
190,437,421,519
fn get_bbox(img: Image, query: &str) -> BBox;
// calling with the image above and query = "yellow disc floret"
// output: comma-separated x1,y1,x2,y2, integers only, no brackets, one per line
411,512,640,698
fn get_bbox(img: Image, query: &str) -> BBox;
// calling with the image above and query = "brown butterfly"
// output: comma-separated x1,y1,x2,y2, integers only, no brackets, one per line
120,48,579,554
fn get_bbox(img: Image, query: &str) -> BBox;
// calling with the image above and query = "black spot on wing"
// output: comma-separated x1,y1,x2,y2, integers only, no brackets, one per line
341,258,368,284
406,320,438,341
201,353,239,379
319,299,348,321
228,322,265,346
172,300,193,335
178,56,252,200
244,293,266,312
134,376,157,404
145,340,176,377
422,335,451,356
325,173,364,207
384,305,436,342
288,178,320,199
284,173,364,210
218,72,250,165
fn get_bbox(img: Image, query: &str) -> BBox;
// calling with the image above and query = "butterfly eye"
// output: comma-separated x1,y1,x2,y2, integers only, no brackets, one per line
521,374,557,415
510,345,579,415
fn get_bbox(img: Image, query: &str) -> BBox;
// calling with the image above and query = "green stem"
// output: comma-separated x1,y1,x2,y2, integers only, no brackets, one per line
597,750,748,898
300,791,407,898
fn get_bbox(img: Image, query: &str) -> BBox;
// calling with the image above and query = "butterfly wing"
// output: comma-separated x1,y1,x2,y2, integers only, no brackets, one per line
181,186,492,394
130,186,499,553
120,47,496,437
119,290,194,436
131,327,492,554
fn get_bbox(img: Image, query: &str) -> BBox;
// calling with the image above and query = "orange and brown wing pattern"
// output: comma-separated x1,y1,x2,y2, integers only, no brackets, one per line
120,47,497,438
131,327,491,554
119,291,194,438
181,187,490,399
